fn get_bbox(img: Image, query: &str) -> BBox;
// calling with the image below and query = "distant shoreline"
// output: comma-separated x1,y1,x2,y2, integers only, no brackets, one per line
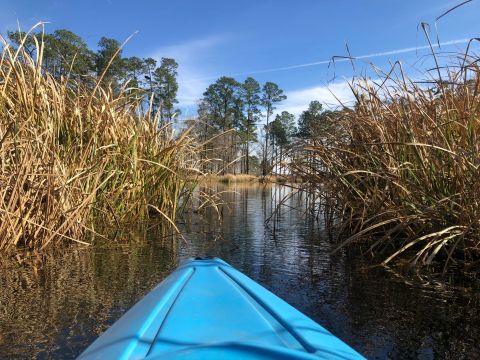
198,174,300,184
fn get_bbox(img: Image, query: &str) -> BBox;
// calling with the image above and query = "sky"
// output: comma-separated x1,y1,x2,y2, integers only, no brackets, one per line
1,0,480,121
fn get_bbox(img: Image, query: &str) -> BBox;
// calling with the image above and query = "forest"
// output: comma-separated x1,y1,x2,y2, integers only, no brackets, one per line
6,28,339,178
2,2,480,357
2,26,480,272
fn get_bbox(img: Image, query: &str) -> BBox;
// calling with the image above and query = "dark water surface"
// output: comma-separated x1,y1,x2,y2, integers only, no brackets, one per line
1,184,479,359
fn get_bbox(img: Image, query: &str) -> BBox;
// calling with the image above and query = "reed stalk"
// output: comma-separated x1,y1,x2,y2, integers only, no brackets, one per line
0,31,198,253
291,48,480,271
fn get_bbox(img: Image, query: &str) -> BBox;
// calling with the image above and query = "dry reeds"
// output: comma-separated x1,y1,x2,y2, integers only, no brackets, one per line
0,31,197,253
292,46,480,271
201,173,258,184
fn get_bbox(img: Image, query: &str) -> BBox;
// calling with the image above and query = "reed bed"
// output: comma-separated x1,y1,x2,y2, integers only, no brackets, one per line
200,174,294,184
291,48,480,271
0,34,197,253
201,173,258,184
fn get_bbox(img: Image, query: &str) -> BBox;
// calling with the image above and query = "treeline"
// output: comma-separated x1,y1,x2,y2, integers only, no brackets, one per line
5,28,179,122
191,75,345,176
5,27,346,177
192,77,286,175
0,29,198,253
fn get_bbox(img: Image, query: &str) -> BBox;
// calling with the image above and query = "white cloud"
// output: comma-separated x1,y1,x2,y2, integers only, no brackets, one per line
149,35,227,118
150,36,471,120
275,80,355,118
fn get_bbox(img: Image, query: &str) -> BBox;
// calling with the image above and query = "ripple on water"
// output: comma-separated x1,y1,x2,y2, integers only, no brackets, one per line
0,184,479,359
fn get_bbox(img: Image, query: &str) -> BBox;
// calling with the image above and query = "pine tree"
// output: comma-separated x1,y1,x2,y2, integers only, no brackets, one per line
240,77,261,174
261,82,286,175
152,58,179,123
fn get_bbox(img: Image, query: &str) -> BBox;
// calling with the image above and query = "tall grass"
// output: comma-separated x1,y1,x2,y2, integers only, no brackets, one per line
291,47,480,271
0,31,197,253
201,174,258,184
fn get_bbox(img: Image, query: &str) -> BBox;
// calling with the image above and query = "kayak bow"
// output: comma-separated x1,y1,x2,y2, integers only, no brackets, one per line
78,257,364,359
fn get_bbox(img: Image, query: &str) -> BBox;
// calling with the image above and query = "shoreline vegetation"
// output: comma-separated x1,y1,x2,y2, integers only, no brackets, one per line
195,47,480,272
0,28,197,254
198,174,295,184
200,174,258,184
289,46,480,272
1,24,479,276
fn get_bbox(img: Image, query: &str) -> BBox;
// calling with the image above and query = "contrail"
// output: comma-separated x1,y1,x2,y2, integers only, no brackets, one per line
182,38,471,83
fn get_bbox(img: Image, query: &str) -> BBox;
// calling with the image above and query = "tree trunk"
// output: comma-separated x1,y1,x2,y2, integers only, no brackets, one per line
279,145,282,175
263,107,270,176
246,139,250,174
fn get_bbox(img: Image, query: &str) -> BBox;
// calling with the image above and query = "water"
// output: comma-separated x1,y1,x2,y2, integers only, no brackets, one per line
0,184,479,359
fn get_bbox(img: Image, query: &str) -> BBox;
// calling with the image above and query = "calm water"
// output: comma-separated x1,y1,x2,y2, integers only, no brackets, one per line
0,184,479,359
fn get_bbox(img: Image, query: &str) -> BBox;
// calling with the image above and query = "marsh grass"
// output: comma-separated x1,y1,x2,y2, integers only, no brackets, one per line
291,45,480,271
0,30,198,253
200,174,258,184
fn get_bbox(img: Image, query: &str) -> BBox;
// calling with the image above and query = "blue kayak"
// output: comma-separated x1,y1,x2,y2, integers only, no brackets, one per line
78,258,364,359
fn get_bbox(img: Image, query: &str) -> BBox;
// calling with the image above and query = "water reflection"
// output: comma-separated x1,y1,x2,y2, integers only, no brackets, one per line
0,184,479,359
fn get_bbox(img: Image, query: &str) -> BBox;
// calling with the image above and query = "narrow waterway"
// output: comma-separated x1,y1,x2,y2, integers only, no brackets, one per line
0,184,479,359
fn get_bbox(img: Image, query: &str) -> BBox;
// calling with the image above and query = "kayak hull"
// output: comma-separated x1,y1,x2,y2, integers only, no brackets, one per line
78,258,364,359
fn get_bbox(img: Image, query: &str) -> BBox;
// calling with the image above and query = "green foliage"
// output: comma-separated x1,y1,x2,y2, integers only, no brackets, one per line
123,56,146,87
143,57,157,94
43,29,95,78
297,100,323,138
270,111,296,147
261,82,287,118
0,36,197,253
153,58,179,122
202,76,241,130
7,30,37,57
5,28,180,116
95,37,124,84
240,77,261,142
261,82,286,175
297,100,343,139
197,77,288,175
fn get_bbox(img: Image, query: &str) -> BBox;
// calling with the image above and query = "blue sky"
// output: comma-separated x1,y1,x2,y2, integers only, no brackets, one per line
1,0,480,119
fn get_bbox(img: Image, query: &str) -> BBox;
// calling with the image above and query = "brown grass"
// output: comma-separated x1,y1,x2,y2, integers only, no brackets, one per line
291,45,480,271
200,173,258,184
0,29,198,253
